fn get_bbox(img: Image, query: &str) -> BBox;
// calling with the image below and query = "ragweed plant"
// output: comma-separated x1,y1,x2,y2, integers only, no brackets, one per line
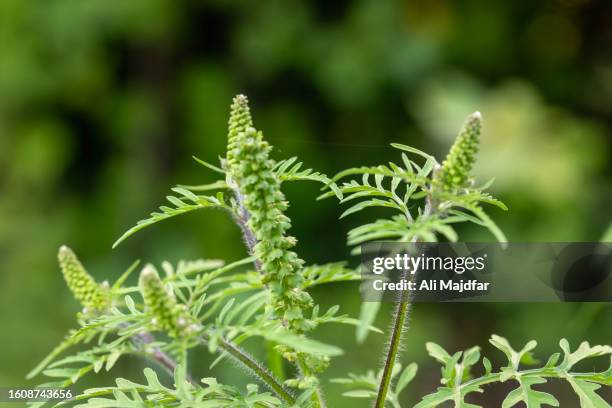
321,111,611,407
29,97,610,407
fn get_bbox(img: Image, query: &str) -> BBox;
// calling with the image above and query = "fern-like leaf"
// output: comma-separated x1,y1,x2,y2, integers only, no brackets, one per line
415,336,612,408
501,376,559,408
332,362,418,408
113,188,229,248
274,157,342,199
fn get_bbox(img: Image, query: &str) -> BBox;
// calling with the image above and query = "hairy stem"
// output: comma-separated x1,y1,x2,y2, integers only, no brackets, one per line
374,198,433,407
200,334,295,405
374,292,410,408
231,189,262,270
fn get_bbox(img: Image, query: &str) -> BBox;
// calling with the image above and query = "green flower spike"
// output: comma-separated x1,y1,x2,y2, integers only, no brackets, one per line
58,245,110,315
139,265,198,338
226,94,254,168
434,111,482,192
225,95,313,332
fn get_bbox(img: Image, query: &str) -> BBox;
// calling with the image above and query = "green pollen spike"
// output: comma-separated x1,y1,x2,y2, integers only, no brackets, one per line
139,265,197,338
226,94,255,168
224,95,312,332
434,111,482,192
58,245,110,314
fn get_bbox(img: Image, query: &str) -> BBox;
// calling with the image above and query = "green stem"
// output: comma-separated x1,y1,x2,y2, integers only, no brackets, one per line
201,334,295,405
374,294,410,408
374,198,433,408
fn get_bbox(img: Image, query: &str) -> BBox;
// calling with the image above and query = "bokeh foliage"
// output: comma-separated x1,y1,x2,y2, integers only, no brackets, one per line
1,0,610,406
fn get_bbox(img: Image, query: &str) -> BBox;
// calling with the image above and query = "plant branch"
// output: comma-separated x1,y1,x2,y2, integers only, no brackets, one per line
130,328,198,386
108,308,192,386
200,334,296,405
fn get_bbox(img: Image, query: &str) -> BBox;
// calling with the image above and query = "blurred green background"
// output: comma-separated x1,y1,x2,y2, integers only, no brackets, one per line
1,0,610,406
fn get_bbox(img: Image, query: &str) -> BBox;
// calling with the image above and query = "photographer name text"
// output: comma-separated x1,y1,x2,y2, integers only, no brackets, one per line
373,278,490,293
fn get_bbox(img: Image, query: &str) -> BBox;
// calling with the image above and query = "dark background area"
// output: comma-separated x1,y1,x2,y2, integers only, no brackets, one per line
1,0,611,406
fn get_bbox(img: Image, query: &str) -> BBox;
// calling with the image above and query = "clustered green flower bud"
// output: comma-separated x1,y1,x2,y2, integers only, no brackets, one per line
433,111,482,192
139,265,198,338
224,95,313,332
58,245,110,314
